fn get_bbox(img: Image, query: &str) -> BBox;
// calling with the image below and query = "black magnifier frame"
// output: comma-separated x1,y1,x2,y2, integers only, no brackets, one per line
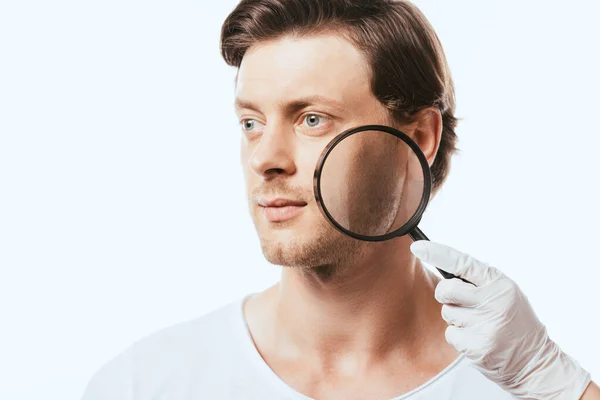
313,124,465,282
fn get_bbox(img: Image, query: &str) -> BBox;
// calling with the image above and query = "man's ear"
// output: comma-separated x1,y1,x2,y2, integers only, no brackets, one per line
412,107,442,166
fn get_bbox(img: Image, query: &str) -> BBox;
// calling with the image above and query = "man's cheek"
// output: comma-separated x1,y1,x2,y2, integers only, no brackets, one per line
240,147,250,167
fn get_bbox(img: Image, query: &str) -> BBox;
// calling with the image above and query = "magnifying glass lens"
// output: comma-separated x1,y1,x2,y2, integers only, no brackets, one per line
316,128,426,240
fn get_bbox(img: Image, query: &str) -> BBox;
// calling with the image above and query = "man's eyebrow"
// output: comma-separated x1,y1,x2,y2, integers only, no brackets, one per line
234,95,345,114
234,98,259,111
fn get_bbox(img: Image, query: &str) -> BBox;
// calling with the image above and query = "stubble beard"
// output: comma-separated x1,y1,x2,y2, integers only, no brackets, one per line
257,216,367,282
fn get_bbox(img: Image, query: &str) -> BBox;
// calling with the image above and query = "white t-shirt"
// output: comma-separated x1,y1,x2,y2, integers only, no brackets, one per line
81,295,516,400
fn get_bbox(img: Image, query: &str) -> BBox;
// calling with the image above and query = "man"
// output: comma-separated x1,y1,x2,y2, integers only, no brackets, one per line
82,0,599,399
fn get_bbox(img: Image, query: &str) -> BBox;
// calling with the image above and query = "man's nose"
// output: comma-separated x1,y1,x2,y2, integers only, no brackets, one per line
249,126,297,178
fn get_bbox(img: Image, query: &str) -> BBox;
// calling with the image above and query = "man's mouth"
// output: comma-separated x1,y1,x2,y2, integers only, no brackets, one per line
258,198,308,222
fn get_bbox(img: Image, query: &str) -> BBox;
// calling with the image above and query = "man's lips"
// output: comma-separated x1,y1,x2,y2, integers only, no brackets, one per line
258,198,308,222
258,198,307,207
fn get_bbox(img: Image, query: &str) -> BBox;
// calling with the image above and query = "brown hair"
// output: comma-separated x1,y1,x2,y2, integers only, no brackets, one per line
220,0,458,193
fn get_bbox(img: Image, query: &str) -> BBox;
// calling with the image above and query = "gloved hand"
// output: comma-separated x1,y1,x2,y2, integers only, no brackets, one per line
410,240,592,400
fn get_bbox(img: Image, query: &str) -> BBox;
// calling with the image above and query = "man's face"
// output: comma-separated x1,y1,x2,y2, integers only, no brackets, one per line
235,33,396,269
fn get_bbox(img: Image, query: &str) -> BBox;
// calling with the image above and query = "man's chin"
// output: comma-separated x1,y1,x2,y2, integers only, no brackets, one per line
257,230,361,270
258,237,314,268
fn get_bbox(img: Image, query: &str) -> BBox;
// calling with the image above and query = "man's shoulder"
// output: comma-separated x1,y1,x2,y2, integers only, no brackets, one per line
130,297,244,358
81,297,247,399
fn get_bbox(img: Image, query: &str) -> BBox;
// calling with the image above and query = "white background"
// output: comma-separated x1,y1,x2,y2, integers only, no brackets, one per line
1,1,599,399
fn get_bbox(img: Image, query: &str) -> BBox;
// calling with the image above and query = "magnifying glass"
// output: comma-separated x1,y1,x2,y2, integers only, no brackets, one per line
313,124,468,282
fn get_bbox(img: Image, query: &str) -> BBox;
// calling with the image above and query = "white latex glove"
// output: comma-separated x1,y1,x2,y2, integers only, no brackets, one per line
410,240,592,400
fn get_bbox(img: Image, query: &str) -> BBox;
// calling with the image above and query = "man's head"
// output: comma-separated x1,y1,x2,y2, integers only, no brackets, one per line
220,0,457,272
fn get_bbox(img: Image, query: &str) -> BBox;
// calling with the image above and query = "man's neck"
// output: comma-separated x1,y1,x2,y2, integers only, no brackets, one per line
244,236,457,376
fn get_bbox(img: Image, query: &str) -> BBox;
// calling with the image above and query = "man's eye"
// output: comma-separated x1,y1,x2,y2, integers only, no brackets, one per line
304,114,324,127
241,119,263,131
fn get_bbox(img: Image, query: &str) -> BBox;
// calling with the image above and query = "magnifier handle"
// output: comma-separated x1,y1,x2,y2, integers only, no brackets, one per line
408,227,429,242
409,227,473,285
